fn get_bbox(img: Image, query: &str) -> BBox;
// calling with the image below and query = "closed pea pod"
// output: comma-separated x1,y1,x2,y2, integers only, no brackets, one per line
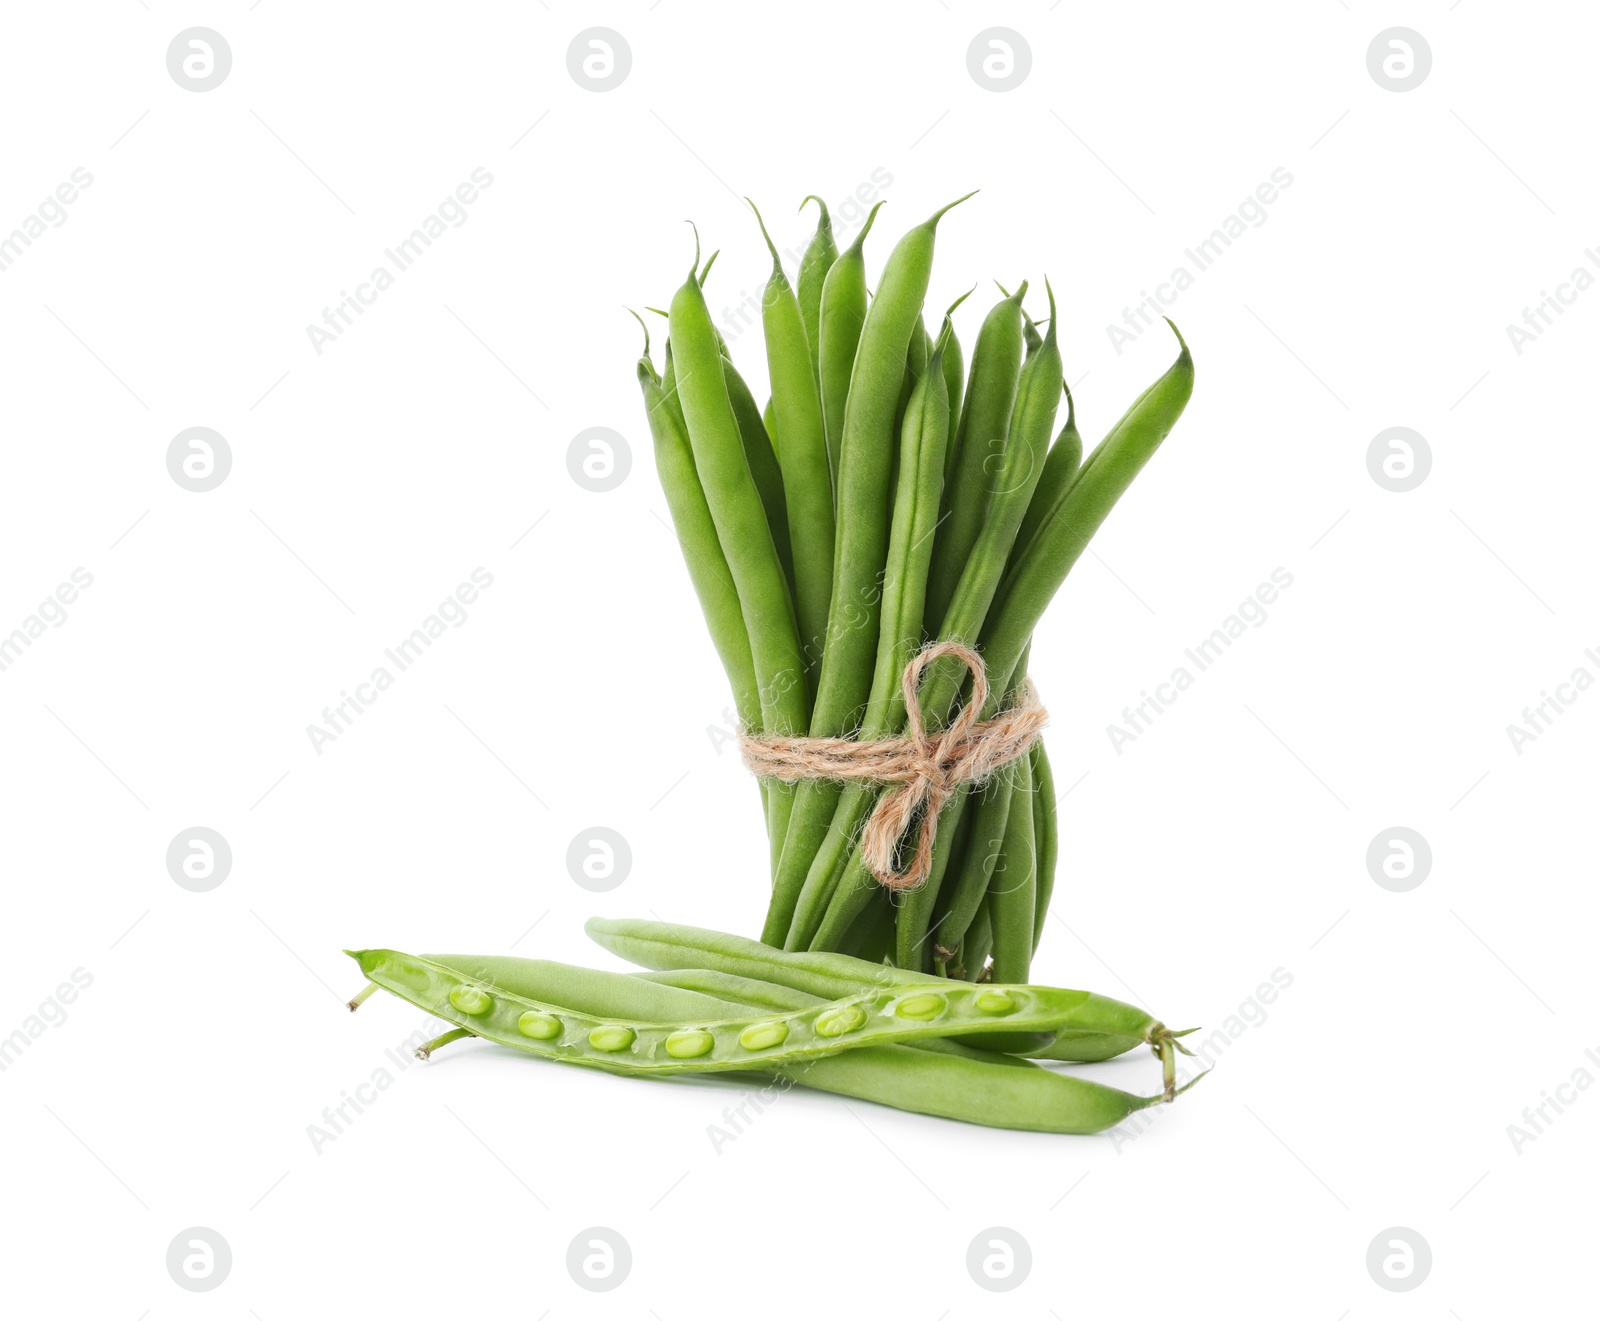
796,195,838,392
784,314,958,949
923,284,1027,635
635,333,762,732
669,236,809,861
750,199,834,701
815,199,883,486
1010,382,1082,571
762,195,973,944
980,322,1194,696
1029,740,1058,955
584,916,1188,1065
986,747,1036,984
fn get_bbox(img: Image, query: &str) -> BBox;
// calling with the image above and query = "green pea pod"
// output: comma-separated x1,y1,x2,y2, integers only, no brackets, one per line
815,200,883,487
1030,740,1058,956
351,948,1112,1072
720,348,797,611
1011,381,1082,571
987,750,1037,985
669,244,809,876
981,322,1194,692
896,783,975,973
924,284,1027,634
783,317,955,950
762,195,972,944
751,199,834,703
960,899,994,981
584,915,1185,1065
916,283,1063,728
796,195,838,391
934,766,1016,955
636,355,761,730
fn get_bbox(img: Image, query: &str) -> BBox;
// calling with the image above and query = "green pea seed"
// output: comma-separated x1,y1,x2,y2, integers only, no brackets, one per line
738,1020,790,1051
448,985,492,1016
894,992,946,1021
664,1028,715,1059
589,1025,636,1052
976,990,1018,1016
517,1011,561,1040
815,1004,867,1038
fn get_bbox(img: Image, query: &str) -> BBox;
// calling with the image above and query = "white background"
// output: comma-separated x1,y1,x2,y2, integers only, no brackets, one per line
1,2,1593,1316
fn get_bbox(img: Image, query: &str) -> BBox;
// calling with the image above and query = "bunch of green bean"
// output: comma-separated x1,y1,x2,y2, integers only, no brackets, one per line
345,924,1197,1134
639,192,1194,982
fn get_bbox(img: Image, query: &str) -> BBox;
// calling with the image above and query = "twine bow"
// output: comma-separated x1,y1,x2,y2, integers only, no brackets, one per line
739,641,1048,890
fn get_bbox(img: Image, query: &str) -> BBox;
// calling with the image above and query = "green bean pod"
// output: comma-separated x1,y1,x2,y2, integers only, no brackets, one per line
637,355,761,729
762,197,971,944
720,348,797,610
987,749,1037,985
751,200,834,703
351,948,1111,1072
933,766,1016,956
584,916,1179,1064
895,784,975,973
960,899,994,981
796,195,838,392
980,322,1194,692
782,318,954,950
1030,740,1058,955
815,200,882,487
1011,382,1082,571
670,252,809,881
940,313,967,484
923,284,1027,634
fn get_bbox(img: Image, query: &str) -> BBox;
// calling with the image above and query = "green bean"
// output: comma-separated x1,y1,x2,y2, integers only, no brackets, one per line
636,336,761,730
940,310,967,484
350,948,1118,1072
670,240,810,868
796,196,837,391
923,284,1027,634
636,967,820,1012
933,767,1016,957
821,288,1061,955
889,315,931,497
424,953,746,1018
719,347,797,610
959,898,993,981
815,200,883,488
762,197,971,944
751,200,834,702
783,313,955,950
896,784,974,973
987,748,1036,984
1029,740,1058,955
916,282,1062,727
980,322,1193,692
1011,381,1082,571
758,202,886,942
584,915,1179,1063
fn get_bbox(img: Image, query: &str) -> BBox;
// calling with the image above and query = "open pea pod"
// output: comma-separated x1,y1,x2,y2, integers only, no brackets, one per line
349,948,1106,1075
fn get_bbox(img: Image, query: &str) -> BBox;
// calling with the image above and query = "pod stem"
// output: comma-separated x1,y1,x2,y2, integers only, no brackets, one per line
346,982,379,1012
415,1027,474,1061
1146,1023,1196,1101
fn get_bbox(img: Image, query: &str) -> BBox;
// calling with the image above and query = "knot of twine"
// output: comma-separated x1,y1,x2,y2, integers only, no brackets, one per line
739,641,1048,891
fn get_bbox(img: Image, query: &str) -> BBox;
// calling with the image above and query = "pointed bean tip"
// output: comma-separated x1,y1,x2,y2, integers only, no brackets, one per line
684,220,700,275
1163,317,1193,366
747,198,782,268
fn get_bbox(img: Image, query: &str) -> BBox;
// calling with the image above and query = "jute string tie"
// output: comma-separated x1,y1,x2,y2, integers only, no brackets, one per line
738,641,1048,891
